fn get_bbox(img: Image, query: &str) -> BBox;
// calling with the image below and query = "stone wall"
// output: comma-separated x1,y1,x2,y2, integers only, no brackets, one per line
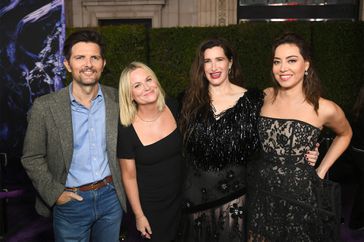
64,0,363,28
64,0,237,28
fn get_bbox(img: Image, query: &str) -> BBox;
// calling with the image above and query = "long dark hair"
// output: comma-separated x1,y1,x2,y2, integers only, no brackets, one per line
271,32,321,112
179,37,244,138
353,85,364,122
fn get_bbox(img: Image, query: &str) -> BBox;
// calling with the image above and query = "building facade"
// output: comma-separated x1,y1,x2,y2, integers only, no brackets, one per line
64,0,237,28
64,0,363,28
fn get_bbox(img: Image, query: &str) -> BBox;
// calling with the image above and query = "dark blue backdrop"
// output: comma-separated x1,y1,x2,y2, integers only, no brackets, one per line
0,0,65,159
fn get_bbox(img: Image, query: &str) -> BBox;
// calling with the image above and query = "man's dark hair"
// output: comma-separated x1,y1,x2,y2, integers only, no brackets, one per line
63,30,106,61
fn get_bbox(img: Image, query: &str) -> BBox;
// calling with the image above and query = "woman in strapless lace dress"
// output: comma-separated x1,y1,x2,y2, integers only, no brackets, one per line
247,33,352,242
177,37,321,242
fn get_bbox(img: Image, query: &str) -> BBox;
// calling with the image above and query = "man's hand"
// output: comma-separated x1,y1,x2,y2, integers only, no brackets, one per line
56,191,83,205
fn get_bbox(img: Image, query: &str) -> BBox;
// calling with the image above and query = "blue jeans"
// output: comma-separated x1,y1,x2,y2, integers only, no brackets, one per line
53,183,123,242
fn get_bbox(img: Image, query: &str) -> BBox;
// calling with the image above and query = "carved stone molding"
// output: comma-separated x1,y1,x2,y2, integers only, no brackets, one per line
218,0,227,26
82,1,166,7
72,0,166,27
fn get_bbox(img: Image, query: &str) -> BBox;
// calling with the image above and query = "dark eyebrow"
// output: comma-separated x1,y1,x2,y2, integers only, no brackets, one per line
274,55,299,59
204,56,226,60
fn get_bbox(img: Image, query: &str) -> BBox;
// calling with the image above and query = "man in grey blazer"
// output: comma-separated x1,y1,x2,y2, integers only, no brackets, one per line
21,30,126,242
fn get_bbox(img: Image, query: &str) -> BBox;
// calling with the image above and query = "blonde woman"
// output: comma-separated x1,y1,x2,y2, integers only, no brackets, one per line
117,62,183,241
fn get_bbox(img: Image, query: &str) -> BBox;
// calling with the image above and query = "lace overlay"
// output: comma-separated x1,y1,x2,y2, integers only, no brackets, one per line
248,117,340,242
179,195,246,242
180,89,264,241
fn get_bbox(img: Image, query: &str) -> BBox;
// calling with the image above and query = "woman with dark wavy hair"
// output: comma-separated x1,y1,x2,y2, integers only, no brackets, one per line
349,84,364,231
178,37,319,242
248,32,352,241
179,37,263,242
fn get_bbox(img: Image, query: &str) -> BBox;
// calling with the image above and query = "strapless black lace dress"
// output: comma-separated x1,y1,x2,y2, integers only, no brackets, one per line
248,116,340,242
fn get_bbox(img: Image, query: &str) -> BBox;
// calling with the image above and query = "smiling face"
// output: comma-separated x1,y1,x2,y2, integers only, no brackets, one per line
272,43,310,90
63,42,105,87
130,67,159,105
203,46,232,87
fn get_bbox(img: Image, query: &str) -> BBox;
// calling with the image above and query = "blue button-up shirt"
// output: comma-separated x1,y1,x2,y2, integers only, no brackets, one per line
65,84,111,187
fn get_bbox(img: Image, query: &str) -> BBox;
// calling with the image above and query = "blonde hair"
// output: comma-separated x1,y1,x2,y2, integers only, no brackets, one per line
119,61,166,126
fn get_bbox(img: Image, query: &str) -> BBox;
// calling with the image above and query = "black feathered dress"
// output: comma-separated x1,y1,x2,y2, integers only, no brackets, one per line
179,89,264,242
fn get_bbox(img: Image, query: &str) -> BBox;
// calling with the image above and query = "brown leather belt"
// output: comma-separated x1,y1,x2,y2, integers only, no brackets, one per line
65,176,113,192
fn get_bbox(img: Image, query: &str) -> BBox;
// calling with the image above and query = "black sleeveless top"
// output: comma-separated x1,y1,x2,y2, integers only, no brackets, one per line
117,98,184,242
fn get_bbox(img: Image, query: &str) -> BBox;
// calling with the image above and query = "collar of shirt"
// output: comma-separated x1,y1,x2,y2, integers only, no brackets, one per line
69,83,103,108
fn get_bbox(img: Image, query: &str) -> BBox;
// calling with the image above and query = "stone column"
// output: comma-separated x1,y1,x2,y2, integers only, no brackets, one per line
198,0,237,26
359,0,364,21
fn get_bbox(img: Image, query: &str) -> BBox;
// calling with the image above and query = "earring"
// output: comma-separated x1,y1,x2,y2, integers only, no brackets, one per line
304,70,308,76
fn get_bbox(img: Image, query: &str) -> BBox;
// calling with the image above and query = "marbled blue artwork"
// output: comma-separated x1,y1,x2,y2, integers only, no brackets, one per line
0,0,65,159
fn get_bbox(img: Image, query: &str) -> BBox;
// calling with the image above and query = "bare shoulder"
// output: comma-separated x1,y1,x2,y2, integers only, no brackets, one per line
318,97,344,122
262,87,274,101
231,84,247,94
263,87,274,95
318,97,351,136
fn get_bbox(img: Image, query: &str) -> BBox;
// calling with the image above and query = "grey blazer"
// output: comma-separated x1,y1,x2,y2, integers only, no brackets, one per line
21,84,126,217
